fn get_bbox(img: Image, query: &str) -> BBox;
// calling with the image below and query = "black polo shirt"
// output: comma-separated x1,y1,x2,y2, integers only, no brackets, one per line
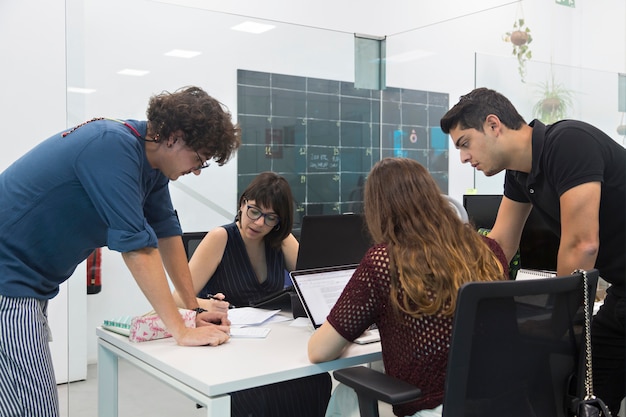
504,119,625,291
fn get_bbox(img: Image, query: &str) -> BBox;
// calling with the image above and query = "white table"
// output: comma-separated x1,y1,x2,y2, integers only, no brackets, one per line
97,319,382,416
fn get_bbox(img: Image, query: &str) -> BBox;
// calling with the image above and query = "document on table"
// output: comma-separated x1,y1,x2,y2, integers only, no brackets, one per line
230,327,271,338
226,307,282,338
228,307,281,326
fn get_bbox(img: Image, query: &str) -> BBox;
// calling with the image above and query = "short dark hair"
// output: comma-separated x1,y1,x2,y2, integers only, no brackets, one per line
146,86,241,165
238,172,294,248
440,87,526,134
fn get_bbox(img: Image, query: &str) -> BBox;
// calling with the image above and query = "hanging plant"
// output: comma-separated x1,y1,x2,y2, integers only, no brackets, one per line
504,18,533,83
532,73,574,125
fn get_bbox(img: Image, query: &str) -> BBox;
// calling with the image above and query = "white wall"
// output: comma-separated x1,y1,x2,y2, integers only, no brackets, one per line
0,0,87,383
0,0,67,166
2,0,625,374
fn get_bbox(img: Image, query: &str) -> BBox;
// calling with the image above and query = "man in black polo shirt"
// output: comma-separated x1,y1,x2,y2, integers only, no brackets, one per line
441,87,625,415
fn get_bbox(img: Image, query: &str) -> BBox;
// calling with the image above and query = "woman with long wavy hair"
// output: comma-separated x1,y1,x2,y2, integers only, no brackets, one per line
308,157,508,417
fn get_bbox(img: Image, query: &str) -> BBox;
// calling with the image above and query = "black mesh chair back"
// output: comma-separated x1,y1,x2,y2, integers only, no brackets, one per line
443,270,598,417
181,231,208,260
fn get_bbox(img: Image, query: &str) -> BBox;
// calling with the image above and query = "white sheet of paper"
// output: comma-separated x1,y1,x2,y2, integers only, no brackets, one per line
227,307,281,326
230,327,271,338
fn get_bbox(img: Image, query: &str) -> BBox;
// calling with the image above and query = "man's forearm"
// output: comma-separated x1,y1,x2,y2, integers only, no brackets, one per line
122,248,188,339
158,236,201,310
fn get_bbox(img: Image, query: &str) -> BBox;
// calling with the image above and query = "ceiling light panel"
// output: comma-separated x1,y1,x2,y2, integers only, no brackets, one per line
164,49,202,58
67,87,97,94
231,21,275,34
117,69,150,76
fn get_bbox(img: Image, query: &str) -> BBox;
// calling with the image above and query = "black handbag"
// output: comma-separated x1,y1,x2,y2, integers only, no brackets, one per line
574,269,612,417
578,398,612,417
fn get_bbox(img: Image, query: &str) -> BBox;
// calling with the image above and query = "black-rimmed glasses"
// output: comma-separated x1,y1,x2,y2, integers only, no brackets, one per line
246,205,280,227
194,151,211,170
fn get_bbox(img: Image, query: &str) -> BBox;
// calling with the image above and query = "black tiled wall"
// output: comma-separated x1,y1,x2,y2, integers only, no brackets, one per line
237,69,449,224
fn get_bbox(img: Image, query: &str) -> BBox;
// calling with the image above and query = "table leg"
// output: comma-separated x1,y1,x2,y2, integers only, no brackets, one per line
98,340,118,417
197,395,231,416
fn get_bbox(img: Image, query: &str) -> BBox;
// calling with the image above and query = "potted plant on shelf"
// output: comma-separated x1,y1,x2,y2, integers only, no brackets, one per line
532,74,575,125
504,18,533,83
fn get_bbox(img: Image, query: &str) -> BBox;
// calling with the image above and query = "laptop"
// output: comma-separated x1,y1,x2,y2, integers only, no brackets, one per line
290,264,380,344
295,214,372,270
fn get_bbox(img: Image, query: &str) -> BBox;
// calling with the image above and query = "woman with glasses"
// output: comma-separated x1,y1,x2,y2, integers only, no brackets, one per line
182,171,298,308
175,171,332,417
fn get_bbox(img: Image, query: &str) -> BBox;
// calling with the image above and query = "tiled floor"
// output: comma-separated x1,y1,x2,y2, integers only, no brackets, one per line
58,362,624,417
58,361,205,417
57,361,396,417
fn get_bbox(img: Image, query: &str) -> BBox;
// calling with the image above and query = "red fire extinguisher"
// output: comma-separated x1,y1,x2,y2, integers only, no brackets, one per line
86,248,102,294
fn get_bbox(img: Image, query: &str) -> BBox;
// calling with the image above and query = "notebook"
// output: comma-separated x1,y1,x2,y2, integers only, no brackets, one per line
295,214,372,270
290,264,380,344
515,268,556,280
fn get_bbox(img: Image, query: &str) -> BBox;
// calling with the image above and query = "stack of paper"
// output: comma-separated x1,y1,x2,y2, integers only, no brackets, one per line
228,307,281,326
227,307,282,339
230,327,271,338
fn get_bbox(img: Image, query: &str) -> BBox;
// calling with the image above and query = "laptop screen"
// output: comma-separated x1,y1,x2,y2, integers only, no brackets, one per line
296,214,372,270
289,265,358,328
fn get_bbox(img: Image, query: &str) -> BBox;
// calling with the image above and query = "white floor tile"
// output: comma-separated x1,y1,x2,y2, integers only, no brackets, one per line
58,361,394,417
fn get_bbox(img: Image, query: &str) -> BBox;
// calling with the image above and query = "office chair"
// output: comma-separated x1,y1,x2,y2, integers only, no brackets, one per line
443,194,469,223
333,269,598,417
181,231,208,260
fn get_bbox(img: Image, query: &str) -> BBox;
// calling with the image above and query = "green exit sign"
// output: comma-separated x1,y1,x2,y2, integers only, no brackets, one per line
555,0,575,7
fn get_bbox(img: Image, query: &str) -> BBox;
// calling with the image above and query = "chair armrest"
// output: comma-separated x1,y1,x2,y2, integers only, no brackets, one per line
333,366,422,405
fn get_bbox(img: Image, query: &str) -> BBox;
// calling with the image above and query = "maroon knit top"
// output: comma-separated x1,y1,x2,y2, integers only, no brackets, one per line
327,236,508,416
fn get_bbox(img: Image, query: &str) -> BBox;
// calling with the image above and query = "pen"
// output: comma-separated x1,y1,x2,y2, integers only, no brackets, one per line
207,294,235,309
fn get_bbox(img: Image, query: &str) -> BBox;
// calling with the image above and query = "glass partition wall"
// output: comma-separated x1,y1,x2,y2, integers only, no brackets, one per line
63,1,398,415
474,53,626,193
62,0,625,415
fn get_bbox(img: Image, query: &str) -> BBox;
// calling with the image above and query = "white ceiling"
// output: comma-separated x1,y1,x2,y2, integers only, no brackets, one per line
151,0,518,38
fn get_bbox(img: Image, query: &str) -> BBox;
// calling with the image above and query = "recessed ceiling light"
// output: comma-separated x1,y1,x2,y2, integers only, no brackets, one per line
231,21,275,34
164,49,202,58
67,87,96,94
117,69,150,76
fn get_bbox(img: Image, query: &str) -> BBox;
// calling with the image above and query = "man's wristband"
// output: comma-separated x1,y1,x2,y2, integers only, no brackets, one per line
194,307,208,315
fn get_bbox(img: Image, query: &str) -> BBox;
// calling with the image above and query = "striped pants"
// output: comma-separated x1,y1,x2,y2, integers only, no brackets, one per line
0,296,58,416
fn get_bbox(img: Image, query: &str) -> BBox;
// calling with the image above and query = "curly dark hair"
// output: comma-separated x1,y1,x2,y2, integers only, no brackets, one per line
440,87,526,134
237,172,294,249
146,86,241,165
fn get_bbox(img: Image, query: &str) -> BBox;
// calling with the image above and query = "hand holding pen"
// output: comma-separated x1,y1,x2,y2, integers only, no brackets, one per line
207,293,235,310
194,293,233,328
